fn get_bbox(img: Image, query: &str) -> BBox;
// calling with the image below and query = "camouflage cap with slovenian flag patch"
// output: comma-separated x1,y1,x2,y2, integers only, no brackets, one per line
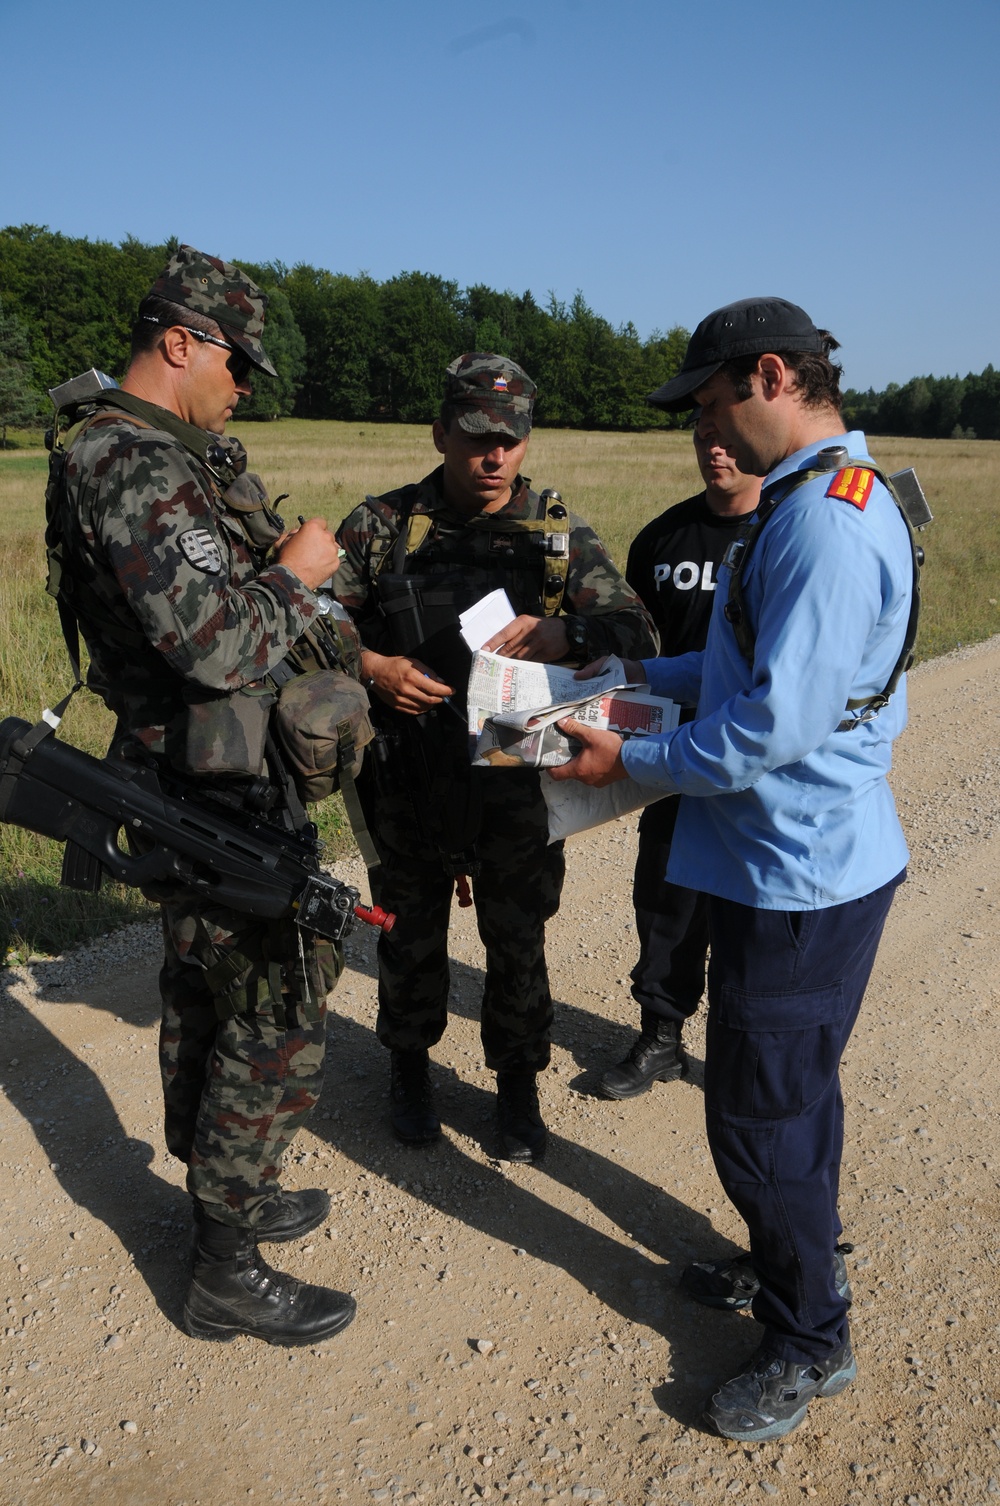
444,353,536,439
147,244,278,378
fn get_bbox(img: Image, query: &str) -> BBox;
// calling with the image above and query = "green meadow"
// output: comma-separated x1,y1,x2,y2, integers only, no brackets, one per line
1,421,996,961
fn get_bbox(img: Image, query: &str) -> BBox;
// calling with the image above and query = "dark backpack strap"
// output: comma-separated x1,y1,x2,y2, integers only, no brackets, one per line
723,460,924,730
537,488,571,617
334,717,382,876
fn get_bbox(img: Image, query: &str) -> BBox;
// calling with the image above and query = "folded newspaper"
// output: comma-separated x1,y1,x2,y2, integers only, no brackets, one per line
467,650,679,769
466,649,678,840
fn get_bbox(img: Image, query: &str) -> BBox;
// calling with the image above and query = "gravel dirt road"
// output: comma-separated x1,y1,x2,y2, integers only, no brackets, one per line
1,638,999,1506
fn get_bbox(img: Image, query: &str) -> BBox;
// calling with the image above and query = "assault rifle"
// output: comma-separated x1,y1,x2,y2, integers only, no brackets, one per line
0,717,393,942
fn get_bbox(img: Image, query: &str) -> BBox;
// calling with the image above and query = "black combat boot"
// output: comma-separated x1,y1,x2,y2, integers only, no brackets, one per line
598,1016,686,1100
183,1217,356,1346
496,1069,547,1163
390,1048,441,1145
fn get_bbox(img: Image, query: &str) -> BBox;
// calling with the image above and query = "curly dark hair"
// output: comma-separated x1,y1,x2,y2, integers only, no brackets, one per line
720,330,844,413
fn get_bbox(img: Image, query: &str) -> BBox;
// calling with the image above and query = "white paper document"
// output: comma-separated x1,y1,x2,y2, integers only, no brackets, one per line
466,651,629,737
459,589,516,651
462,648,677,838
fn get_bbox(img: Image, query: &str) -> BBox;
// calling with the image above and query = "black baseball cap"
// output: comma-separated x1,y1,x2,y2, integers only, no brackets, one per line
647,297,824,412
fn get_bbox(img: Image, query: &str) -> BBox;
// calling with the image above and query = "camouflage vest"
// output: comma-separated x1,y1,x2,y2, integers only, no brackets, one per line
361,479,571,674
45,390,366,790
46,388,287,618
352,477,572,874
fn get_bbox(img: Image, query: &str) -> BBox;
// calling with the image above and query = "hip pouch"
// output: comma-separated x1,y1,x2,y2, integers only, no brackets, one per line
182,681,276,778
181,613,373,796
273,612,375,803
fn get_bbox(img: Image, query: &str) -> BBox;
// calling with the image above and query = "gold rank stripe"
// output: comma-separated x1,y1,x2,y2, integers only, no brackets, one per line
826,466,875,510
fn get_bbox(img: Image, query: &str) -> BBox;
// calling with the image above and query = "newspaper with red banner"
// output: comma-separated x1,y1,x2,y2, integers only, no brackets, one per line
467,650,679,770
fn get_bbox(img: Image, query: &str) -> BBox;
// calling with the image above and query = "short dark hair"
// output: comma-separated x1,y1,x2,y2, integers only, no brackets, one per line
130,295,220,361
720,330,843,413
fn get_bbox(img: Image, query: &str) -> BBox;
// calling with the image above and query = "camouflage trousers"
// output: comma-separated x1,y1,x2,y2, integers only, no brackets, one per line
370,766,565,1072
158,897,342,1229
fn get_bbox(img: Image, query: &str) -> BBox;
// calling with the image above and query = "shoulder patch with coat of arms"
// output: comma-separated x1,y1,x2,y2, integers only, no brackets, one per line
178,528,223,572
826,467,875,511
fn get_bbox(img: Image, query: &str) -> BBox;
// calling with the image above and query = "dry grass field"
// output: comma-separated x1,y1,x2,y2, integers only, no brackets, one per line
1,420,997,960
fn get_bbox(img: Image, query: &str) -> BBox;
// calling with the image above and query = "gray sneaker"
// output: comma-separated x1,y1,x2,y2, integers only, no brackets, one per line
704,1340,856,1441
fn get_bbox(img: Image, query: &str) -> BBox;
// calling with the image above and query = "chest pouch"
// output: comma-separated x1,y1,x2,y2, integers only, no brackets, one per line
375,571,474,697
218,468,287,550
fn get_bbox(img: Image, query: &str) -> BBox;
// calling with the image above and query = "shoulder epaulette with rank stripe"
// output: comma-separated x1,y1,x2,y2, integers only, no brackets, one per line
826,466,875,510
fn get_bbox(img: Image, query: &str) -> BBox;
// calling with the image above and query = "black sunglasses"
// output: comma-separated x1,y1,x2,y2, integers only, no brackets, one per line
140,316,255,384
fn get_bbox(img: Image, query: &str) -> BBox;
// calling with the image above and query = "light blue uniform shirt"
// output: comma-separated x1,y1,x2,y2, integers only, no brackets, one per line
621,432,912,910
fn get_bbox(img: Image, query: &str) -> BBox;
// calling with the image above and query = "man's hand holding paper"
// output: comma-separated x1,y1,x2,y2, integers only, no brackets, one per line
548,720,629,787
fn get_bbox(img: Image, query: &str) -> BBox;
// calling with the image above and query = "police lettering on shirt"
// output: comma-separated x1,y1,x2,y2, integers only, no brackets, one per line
652,559,720,593
626,492,750,661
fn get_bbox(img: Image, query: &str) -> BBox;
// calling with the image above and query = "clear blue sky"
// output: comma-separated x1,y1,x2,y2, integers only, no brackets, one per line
2,0,995,391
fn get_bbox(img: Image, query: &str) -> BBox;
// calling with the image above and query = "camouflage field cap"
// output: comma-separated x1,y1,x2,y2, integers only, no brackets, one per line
148,244,278,378
444,353,536,439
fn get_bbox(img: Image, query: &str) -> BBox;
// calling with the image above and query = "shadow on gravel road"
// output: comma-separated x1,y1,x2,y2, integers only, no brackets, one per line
0,988,191,1330
4,938,736,1422
317,1001,750,1428
340,934,709,1093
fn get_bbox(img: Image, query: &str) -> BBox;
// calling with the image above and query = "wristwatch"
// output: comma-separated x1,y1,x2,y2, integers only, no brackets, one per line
564,616,589,662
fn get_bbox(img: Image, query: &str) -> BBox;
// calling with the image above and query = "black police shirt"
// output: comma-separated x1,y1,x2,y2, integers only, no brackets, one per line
626,491,752,659
627,491,754,841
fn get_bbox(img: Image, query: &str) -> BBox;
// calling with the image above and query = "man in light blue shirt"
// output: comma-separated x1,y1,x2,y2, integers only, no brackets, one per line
552,297,913,1441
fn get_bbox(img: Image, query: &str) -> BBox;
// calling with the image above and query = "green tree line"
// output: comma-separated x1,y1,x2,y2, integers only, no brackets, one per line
844,370,1000,440
5,227,998,440
0,226,689,432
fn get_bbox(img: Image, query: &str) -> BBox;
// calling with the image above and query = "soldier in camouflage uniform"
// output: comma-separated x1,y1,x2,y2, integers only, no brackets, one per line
53,246,356,1346
335,354,657,1162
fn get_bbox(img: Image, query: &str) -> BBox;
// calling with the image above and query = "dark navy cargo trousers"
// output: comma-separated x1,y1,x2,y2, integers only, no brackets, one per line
631,796,710,1024
704,869,905,1364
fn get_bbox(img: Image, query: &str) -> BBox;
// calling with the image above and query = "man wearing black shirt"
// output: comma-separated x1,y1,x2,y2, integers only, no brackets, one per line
599,430,760,1098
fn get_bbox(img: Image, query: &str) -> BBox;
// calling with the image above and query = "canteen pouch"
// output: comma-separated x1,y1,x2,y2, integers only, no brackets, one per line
274,671,375,803
182,682,276,777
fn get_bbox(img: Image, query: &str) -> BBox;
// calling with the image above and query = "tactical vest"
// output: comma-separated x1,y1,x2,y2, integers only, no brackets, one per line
370,482,569,603
359,479,572,880
46,388,290,652
722,455,925,731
